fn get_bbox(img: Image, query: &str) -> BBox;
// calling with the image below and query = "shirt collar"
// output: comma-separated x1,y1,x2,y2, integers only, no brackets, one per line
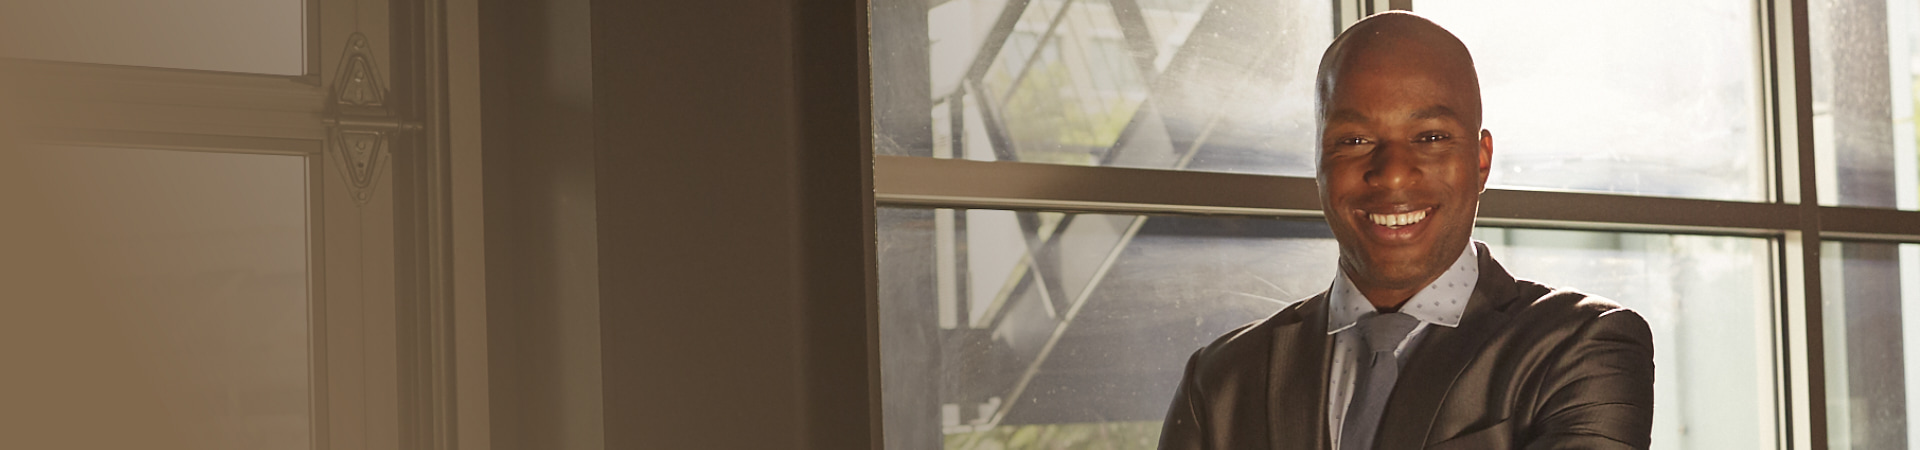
1326,242,1480,335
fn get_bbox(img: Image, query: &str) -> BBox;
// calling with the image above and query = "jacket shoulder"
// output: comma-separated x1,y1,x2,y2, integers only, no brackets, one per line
1512,280,1637,316
1505,280,1652,340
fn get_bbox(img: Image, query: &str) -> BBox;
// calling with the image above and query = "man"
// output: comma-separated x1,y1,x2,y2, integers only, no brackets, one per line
1157,12,1655,450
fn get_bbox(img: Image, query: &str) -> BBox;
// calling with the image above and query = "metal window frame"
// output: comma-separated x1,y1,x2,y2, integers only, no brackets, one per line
876,156,1920,240
869,0,1920,448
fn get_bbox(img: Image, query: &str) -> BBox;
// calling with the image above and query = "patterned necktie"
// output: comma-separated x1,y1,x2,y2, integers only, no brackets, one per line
1339,312,1421,450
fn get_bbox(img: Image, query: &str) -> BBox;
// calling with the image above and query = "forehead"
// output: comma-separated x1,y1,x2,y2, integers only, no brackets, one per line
1321,46,1479,121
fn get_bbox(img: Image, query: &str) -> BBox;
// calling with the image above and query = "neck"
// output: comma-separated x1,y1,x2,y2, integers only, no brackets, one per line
1339,265,1447,313
1355,285,1420,312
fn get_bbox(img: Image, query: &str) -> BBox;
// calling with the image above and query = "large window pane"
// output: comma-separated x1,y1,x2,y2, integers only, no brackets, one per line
1811,0,1920,210
0,0,305,75
1473,229,1779,450
872,0,1333,176
0,146,310,449
1419,0,1768,202
1821,241,1920,449
877,207,1777,449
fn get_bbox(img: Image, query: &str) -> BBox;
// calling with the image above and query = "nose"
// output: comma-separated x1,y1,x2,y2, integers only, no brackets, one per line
1364,141,1421,190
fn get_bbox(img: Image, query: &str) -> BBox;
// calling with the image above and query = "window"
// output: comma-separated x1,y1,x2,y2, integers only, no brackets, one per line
1421,0,1768,202
5,145,311,448
0,0,306,75
869,1,1920,449
1822,241,1920,449
0,0,452,448
1810,0,1920,209
1814,1,1920,448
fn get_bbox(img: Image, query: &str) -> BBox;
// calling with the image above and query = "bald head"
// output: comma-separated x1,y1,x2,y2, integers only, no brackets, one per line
1311,12,1494,307
1315,12,1482,131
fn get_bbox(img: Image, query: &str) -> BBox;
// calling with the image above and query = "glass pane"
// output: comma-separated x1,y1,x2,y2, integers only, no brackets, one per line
1473,229,1779,449
1418,0,1768,202
1810,0,1920,210
877,207,1777,449
0,0,305,75
1821,241,1920,449
871,0,1333,175
0,146,310,449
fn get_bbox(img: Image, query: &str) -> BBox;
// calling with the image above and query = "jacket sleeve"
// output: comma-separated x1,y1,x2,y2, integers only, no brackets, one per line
1524,308,1656,449
1159,349,1209,450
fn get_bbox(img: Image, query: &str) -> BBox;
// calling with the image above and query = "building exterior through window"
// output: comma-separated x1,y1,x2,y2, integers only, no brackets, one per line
871,1,1920,449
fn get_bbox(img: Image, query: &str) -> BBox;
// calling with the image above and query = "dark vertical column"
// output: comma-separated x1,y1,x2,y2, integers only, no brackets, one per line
1830,0,1909,447
476,2,520,445
479,0,605,447
591,0,872,448
795,0,879,448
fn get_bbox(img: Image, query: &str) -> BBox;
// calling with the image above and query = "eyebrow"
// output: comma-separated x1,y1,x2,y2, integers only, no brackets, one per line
1326,109,1369,125
1410,106,1458,121
1325,106,1460,125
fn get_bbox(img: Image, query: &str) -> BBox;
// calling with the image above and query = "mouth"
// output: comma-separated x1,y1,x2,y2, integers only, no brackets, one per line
1367,208,1429,228
1353,206,1435,242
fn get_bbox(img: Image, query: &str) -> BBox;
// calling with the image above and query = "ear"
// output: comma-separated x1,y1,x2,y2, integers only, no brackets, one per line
1477,129,1493,192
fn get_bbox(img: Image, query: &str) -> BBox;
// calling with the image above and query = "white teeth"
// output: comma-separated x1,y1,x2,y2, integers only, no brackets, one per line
1368,209,1428,228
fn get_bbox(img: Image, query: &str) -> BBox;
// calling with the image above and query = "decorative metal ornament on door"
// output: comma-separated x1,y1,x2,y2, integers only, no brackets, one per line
324,32,419,205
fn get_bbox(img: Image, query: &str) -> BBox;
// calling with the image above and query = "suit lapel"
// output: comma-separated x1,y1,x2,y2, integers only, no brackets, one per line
1373,242,1522,449
1269,293,1332,450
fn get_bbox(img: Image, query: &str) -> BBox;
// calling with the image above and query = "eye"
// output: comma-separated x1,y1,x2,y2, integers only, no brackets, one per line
1415,132,1450,143
1337,137,1372,146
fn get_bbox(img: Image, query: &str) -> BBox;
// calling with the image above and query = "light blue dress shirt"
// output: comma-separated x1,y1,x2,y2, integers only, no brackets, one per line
1324,243,1479,450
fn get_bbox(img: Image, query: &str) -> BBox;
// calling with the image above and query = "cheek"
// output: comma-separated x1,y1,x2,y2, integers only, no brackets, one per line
1429,154,1483,189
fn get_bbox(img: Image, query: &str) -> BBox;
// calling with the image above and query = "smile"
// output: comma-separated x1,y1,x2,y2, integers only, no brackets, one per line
1367,208,1430,228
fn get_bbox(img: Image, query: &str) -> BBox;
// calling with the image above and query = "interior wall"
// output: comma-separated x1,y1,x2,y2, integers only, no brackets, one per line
590,1,873,449
589,1,807,447
479,0,873,447
479,0,605,447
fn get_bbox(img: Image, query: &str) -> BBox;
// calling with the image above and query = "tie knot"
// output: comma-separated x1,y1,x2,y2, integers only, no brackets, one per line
1360,312,1420,354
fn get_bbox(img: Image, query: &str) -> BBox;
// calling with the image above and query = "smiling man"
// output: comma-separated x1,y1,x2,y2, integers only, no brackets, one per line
1157,12,1655,450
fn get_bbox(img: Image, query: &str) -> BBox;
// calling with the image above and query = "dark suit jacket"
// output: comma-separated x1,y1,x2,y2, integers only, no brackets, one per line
1159,242,1655,449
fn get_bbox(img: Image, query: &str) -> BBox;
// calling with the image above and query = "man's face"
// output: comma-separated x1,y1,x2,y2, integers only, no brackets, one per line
1317,52,1492,295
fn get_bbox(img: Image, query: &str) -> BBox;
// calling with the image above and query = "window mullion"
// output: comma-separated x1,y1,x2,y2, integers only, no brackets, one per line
1783,0,1832,447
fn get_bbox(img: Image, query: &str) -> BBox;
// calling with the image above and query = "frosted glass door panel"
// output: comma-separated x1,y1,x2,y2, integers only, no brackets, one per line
0,146,310,449
0,0,305,75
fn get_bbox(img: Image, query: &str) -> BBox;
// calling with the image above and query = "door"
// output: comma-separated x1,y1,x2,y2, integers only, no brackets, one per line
0,1,445,449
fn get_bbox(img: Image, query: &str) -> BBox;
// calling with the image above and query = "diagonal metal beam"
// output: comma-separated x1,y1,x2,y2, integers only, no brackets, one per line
996,0,1080,107
1104,0,1161,81
964,0,1038,85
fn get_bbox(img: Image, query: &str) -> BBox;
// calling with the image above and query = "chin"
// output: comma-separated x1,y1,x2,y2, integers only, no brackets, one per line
1358,260,1438,290
1347,239,1462,290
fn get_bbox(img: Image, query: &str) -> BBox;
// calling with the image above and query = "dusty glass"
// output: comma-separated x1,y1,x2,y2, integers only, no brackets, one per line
2,145,311,449
0,0,305,75
1809,0,1920,210
1419,0,1769,202
1473,228,1779,450
877,207,1777,449
871,0,1333,176
1822,241,1920,449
